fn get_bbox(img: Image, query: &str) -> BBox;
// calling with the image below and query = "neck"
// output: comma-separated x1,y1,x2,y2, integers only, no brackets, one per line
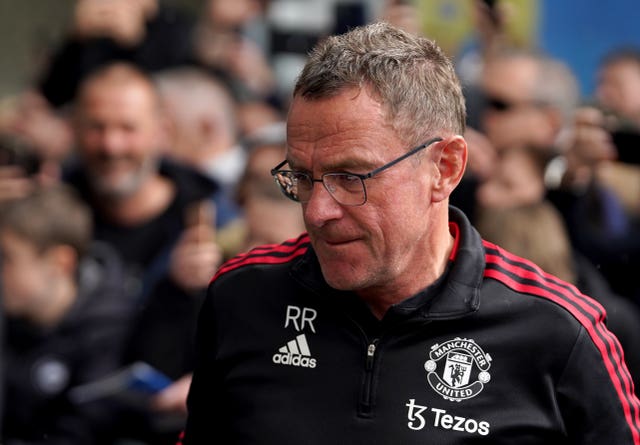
97,175,176,226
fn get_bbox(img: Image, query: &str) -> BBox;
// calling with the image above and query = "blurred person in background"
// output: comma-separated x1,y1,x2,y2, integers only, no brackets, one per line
0,90,74,177
478,48,579,154
451,48,580,223
559,47,640,301
475,145,546,210
1,185,131,444
0,134,43,204
66,62,224,444
38,0,194,108
457,0,510,119
235,122,305,251
455,46,640,305
154,67,247,205
236,98,284,141
0,92,71,203
474,147,640,385
576,47,640,213
378,0,422,36
597,48,640,127
192,0,277,103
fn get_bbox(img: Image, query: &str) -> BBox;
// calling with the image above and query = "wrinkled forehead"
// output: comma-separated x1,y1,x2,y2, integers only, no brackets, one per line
287,88,389,141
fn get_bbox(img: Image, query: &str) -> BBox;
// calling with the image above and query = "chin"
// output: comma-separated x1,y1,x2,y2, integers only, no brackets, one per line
319,261,369,291
90,170,145,198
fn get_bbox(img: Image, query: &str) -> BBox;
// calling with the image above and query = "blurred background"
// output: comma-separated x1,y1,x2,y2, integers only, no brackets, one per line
2,0,640,101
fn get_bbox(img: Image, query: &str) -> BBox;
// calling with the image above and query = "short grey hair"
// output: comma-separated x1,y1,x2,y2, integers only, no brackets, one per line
489,49,579,125
533,55,580,125
293,22,466,145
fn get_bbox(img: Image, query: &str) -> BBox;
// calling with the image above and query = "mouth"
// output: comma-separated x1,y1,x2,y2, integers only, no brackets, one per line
318,236,360,248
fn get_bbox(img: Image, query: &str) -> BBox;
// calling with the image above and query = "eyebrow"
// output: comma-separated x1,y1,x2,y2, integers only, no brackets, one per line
286,154,379,174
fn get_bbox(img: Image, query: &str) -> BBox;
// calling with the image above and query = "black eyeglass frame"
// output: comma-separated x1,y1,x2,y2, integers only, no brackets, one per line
484,94,548,113
270,136,443,206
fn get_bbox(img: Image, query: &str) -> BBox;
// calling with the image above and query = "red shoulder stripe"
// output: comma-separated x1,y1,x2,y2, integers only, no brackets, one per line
211,233,310,283
483,241,640,442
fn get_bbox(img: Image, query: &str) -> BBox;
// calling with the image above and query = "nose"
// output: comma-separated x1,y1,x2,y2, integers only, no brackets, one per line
302,179,344,228
99,128,128,155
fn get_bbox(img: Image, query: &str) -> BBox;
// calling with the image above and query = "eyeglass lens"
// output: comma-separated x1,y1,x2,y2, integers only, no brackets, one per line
273,171,366,206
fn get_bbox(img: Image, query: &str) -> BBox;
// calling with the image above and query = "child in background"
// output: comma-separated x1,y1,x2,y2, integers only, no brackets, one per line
1,185,132,444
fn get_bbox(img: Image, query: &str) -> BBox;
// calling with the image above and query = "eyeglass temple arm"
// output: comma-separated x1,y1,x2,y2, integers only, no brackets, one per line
270,160,289,175
270,137,443,177
364,137,443,179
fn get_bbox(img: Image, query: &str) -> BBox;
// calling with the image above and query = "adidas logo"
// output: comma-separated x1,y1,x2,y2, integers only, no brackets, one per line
272,334,317,368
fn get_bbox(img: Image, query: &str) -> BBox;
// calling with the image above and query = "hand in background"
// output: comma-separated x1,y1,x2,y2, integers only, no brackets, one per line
151,373,192,415
169,201,223,292
464,127,498,182
0,165,35,203
72,0,148,46
563,106,617,187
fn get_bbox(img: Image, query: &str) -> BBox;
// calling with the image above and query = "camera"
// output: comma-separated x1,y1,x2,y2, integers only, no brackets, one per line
610,126,640,165
0,134,42,176
603,115,640,165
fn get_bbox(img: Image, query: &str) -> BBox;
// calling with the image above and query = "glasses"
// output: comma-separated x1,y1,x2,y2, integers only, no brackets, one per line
270,137,442,206
485,95,545,113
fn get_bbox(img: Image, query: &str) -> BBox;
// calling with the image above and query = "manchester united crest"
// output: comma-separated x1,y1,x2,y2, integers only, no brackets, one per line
425,337,492,402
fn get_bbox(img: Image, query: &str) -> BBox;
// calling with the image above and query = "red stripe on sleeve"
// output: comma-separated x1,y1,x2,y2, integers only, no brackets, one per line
211,233,310,282
483,241,640,442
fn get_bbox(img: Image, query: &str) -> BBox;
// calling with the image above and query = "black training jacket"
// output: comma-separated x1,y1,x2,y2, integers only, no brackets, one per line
183,207,640,444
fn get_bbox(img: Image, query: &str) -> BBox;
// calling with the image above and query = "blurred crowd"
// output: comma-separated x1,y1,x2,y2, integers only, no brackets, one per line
2,0,640,443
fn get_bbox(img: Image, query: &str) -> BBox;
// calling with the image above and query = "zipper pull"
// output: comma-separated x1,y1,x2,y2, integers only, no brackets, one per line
366,339,378,370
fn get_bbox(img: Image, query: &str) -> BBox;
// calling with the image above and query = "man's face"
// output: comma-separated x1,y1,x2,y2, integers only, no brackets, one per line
0,230,52,318
75,80,163,198
286,88,437,294
481,57,552,150
597,60,640,123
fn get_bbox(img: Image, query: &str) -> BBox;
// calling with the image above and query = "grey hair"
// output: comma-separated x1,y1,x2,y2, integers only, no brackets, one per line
490,48,579,125
154,67,238,138
293,22,466,145
533,56,580,125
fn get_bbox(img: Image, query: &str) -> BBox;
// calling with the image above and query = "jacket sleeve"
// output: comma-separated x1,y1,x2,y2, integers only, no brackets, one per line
557,326,640,444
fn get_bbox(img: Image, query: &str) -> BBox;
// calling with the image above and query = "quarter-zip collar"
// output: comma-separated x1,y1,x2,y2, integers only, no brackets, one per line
290,206,484,321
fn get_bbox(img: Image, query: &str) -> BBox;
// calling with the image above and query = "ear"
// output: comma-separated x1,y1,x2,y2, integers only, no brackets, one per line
431,135,468,203
543,107,564,139
198,118,216,142
46,245,78,277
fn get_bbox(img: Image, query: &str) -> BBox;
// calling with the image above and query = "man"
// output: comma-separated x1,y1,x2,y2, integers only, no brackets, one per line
39,0,194,108
562,47,640,306
67,62,224,444
597,48,640,127
183,23,640,444
450,48,580,223
478,49,579,153
155,67,246,216
1,185,131,444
